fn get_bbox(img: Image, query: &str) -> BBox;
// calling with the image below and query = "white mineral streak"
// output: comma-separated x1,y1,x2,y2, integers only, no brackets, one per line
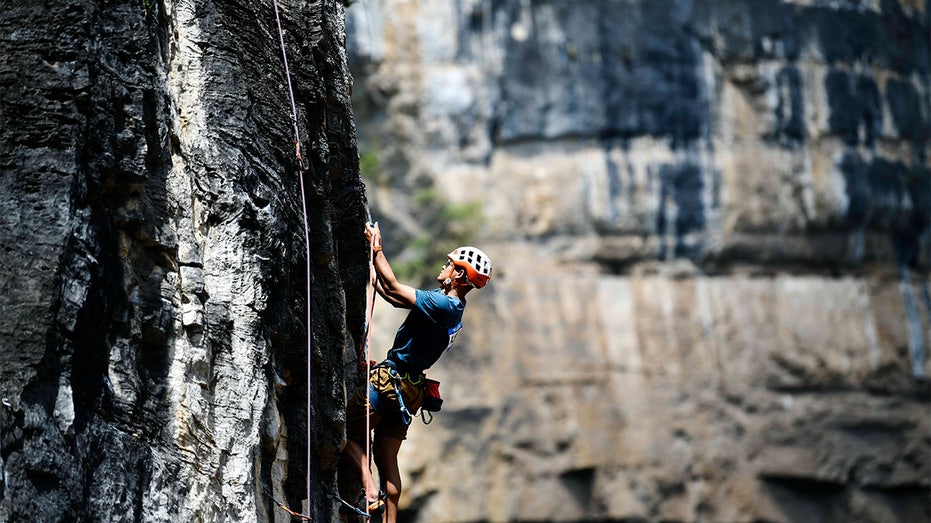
139,1,269,520
52,379,74,434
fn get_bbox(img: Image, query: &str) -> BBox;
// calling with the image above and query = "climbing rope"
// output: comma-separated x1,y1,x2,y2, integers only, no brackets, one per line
272,0,306,172
270,3,382,520
271,0,313,517
362,219,379,517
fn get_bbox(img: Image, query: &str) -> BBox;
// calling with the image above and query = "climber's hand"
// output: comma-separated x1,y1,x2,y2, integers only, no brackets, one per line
364,221,381,247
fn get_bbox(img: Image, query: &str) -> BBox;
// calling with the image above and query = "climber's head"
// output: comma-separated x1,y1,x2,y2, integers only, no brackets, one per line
445,246,493,289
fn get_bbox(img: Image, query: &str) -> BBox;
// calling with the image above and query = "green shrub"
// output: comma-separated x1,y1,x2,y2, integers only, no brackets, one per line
359,150,382,184
394,189,485,285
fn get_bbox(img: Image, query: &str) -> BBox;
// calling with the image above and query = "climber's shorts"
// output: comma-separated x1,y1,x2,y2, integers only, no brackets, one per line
346,367,424,442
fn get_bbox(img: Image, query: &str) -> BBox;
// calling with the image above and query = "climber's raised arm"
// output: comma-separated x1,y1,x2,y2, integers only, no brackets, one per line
365,222,416,308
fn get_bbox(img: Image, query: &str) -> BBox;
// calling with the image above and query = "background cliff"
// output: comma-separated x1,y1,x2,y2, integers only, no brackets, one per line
347,0,931,522
1,1,367,521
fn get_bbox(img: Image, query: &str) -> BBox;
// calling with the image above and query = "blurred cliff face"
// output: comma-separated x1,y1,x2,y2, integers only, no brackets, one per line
350,0,929,268
349,1,930,521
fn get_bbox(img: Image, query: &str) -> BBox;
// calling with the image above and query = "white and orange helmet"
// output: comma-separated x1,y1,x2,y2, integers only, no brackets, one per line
447,246,493,288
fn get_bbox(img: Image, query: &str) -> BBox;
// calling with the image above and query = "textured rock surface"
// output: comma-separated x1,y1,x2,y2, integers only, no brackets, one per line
350,0,931,521
1,1,366,522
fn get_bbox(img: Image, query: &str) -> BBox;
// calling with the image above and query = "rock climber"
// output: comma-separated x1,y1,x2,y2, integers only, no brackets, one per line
342,222,492,522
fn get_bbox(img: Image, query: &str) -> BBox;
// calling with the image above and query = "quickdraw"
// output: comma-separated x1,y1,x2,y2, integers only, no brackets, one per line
335,493,375,519
262,486,312,521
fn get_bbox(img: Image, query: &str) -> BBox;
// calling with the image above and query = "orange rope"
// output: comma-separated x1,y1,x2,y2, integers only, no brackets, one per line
262,487,312,521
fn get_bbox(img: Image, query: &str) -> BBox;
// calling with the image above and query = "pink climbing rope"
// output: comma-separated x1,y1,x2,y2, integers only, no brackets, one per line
363,234,378,516
272,2,379,518
272,0,305,172
271,0,313,515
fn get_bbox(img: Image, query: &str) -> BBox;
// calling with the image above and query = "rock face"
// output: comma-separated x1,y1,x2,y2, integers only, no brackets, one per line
349,0,931,521
1,1,366,522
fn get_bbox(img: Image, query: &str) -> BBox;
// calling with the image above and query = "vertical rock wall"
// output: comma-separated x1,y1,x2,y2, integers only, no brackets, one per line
349,0,930,521
1,1,365,522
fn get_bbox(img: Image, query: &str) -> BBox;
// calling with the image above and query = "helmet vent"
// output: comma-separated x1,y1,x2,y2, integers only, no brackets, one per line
447,246,493,287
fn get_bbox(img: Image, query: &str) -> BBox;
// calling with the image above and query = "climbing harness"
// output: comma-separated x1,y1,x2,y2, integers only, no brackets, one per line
368,361,417,425
368,360,444,425
271,0,314,518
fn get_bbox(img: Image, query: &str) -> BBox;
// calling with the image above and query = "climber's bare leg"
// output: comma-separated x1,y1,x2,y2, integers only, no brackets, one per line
373,433,404,523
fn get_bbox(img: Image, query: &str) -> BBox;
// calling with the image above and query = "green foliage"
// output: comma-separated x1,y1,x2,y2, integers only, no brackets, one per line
359,150,382,184
358,149,485,286
393,189,485,286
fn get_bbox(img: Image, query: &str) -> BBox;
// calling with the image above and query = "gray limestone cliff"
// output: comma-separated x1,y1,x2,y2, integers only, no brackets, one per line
1,1,366,522
348,0,931,522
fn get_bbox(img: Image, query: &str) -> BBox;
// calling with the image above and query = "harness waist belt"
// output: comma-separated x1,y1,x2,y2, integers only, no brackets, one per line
376,359,425,384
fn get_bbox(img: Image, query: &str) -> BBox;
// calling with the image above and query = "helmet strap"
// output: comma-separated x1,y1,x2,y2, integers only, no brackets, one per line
452,269,471,288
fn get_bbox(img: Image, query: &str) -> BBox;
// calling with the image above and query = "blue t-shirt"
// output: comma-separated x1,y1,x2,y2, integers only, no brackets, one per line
386,289,465,372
